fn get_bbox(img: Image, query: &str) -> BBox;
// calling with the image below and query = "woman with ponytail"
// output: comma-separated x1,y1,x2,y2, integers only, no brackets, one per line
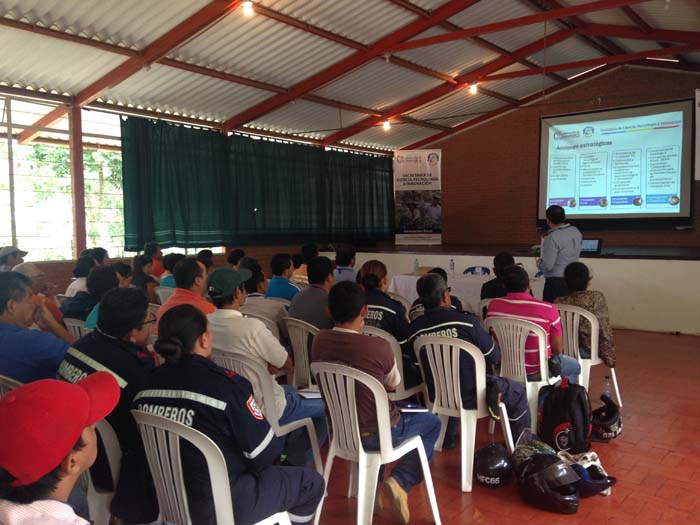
135,304,325,525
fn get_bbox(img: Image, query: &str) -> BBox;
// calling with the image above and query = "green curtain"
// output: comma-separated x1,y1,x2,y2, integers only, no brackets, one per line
121,117,393,250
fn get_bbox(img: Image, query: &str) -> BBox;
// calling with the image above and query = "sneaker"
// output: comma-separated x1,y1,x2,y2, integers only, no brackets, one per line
382,477,410,524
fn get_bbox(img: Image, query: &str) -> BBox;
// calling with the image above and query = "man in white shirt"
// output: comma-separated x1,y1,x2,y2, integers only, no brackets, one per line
0,372,119,525
206,267,327,466
240,263,288,340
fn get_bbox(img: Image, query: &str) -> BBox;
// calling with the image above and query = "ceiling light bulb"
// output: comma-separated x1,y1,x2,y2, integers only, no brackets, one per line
242,1,254,16
469,83,478,95
383,120,391,131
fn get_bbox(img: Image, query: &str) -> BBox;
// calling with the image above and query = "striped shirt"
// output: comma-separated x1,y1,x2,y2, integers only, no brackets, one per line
486,292,562,375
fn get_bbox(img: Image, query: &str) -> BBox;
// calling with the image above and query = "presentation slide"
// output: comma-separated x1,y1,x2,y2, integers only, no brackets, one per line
538,100,693,220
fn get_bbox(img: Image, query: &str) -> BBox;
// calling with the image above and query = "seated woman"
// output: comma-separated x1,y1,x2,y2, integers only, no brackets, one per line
60,266,119,322
64,255,96,297
134,305,325,525
112,261,133,288
132,254,158,304
555,262,616,368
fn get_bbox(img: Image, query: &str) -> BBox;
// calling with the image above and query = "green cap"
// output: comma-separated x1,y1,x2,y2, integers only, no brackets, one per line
206,267,252,298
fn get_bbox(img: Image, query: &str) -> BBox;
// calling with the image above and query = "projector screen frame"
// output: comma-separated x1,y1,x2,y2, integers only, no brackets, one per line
535,98,695,232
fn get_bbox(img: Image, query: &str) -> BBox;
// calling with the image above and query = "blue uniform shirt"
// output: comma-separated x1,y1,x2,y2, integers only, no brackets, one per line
364,289,410,344
333,266,357,283
0,322,69,382
406,307,499,409
538,223,582,278
266,276,301,301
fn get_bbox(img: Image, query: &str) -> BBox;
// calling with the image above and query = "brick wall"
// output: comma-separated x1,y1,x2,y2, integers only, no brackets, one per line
433,66,700,247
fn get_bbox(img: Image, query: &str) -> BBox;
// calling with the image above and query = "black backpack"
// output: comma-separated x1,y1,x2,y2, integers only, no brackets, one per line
537,378,592,453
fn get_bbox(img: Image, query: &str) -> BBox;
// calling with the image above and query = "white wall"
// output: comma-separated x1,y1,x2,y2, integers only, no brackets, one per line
323,251,700,336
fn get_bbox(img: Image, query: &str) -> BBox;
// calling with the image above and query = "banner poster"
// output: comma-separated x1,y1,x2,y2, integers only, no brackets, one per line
696,89,699,181
393,149,442,245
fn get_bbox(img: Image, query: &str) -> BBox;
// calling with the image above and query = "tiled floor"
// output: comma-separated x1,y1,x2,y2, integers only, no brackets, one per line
317,329,700,524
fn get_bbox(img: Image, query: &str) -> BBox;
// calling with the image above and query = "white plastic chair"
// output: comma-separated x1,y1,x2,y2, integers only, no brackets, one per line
361,325,428,403
413,336,513,491
557,304,622,407
154,286,175,304
211,350,322,474
282,317,318,389
131,410,292,525
85,420,122,525
477,298,493,321
310,362,441,525
386,291,411,316
0,374,22,396
64,318,91,339
242,311,281,341
483,317,558,432
55,294,68,306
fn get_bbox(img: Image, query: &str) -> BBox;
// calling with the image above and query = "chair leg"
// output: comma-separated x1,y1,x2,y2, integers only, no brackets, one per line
355,455,381,525
488,418,495,435
580,360,592,391
347,461,358,499
304,421,324,475
313,449,335,525
610,368,622,408
527,383,540,432
460,412,477,492
498,403,514,454
434,414,449,452
416,441,441,525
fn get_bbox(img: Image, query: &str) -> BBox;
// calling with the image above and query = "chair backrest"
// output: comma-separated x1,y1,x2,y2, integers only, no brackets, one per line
55,294,68,306
386,292,411,315
281,317,319,388
96,419,122,488
267,297,291,307
556,304,601,365
310,362,393,461
464,266,490,276
154,286,175,305
413,336,487,418
211,350,283,426
483,317,548,381
408,304,424,322
64,318,90,339
0,374,22,397
242,311,280,340
361,325,413,400
131,410,235,525
478,298,493,321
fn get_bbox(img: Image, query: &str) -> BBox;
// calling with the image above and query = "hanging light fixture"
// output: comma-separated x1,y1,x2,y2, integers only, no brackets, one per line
383,120,391,131
242,1,254,16
469,83,478,95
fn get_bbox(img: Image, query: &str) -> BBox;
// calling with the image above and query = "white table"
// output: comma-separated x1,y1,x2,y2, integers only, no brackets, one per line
388,274,545,313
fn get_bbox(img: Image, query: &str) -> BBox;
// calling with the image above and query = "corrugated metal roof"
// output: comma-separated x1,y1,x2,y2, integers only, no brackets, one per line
485,62,560,100
447,0,537,30
410,0,452,11
635,0,700,33
608,37,664,54
559,0,633,25
246,99,366,139
527,36,606,79
0,0,211,50
313,61,444,112
406,88,507,127
171,10,353,89
100,64,271,122
0,26,127,95
398,26,499,78
256,0,418,46
341,122,437,151
483,23,558,54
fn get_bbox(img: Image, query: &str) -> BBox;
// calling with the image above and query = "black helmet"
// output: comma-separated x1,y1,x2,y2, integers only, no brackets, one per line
474,443,512,488
517,454,580,514
591,394,622,441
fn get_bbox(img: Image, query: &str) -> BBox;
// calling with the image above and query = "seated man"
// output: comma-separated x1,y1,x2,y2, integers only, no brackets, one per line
312,281,441,524
0,272,75,383
480,252,515,301
155,257,214,334
12,262,63,325
227,248,246,270
266,253,301,302
206,267,327,466
406,273,530,448
159,253,186,288
0,372,119,525
60,266,119,321
291,243,318,287
408,267,464,320
241,263,288,337
333,244,357,283
197,249,214,272
487,265,581,383
288,256,335,330
137,305,325,525
0,245,27,272
58,288,160,524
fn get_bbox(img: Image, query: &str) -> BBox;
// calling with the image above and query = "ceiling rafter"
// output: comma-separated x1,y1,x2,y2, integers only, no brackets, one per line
0,18,445,133
619,5,689,63
18,0,246,144
322,29,575,146
220,0,483,132
578,24,700,44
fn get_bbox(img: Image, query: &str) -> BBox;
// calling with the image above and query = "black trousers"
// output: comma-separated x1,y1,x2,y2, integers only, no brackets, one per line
543,277,569,303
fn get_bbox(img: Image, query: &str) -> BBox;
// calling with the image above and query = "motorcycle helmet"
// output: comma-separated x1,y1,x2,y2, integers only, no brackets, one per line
474,443,512,488
570,463,617,497
591,395,622,441
513,438,557,476
517,454,580,514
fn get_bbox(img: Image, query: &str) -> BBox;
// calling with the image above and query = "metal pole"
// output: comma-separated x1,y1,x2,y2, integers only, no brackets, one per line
6,97,17,246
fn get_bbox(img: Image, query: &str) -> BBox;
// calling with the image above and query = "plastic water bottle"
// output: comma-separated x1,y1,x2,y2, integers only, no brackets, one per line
449,258,455,277
413,258,420,276
602,376,611,399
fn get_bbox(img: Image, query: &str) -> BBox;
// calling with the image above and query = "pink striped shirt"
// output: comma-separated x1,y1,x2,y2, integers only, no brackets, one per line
486,292,562,375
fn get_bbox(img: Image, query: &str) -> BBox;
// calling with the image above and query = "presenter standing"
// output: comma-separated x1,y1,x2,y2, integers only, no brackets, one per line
538,205,582,302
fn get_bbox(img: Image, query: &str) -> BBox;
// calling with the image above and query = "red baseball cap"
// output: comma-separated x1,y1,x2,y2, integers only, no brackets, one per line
0,372,120,486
